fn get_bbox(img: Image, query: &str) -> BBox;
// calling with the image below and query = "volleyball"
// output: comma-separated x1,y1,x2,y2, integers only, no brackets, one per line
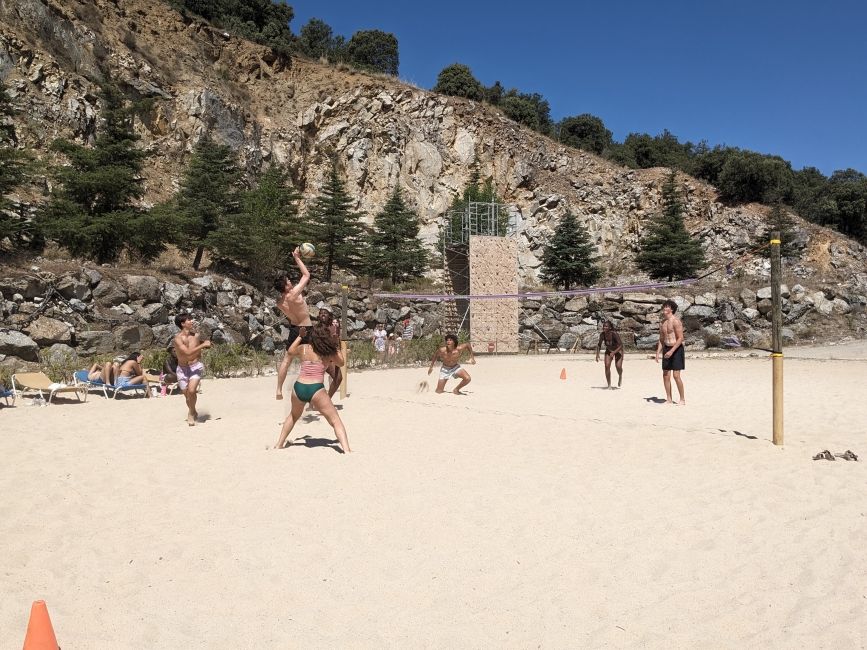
299,242,316,259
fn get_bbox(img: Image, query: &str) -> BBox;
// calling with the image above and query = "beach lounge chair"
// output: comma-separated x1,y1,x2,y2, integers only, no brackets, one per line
0,386,15,407
12,372,88,404
111,379,150,399
73,370,114,399
144,372,179,396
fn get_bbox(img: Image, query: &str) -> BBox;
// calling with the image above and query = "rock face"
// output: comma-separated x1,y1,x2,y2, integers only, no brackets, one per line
0,330,39,361
2,0,867,292
3,266,861,363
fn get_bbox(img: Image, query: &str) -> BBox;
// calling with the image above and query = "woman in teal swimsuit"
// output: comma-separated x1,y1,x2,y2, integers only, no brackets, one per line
274,322,351,453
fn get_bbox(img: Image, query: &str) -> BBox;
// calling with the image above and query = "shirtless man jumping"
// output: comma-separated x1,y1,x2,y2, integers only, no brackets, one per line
428,333,476,394
274,247,312,400
655,299,686,405
173,313,212,426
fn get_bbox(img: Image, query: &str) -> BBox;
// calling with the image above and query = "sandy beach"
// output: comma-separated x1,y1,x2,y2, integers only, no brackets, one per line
1,346,865,648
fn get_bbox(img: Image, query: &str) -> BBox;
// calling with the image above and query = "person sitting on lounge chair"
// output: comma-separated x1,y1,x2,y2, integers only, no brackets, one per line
163,346,179,385
87,361,118,384
115,352,150,396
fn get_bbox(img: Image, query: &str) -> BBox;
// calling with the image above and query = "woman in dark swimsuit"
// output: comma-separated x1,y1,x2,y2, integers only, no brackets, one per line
595,320,624,389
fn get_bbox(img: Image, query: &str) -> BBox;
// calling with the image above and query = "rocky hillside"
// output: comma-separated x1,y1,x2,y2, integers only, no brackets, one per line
1,0,867,292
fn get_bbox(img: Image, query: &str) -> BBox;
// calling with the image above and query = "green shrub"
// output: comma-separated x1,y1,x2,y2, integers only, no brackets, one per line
142,347,170,374
41,351,78,383
205,343,271,378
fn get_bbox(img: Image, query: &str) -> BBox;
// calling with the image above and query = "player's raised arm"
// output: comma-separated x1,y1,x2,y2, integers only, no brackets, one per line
291,247,311,294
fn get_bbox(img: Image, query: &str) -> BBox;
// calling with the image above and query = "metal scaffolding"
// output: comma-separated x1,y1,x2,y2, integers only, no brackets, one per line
440,201,514,333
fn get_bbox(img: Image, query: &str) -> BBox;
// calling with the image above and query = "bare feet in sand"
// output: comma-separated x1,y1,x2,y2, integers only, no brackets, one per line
275,392,283,400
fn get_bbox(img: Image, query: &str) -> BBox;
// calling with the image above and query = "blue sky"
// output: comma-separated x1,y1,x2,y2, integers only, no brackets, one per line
291,0,866,176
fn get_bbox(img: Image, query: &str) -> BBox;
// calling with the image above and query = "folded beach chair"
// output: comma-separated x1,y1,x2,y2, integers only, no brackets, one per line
144,372,179,396
12,372,88,404
73,370,114,399
0,386,15,407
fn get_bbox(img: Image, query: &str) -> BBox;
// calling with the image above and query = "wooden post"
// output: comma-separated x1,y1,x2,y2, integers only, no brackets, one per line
770,231,783,445
339,286,348,399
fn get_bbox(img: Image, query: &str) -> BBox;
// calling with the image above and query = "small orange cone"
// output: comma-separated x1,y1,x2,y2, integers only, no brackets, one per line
560,368,567,380
23,600,59,650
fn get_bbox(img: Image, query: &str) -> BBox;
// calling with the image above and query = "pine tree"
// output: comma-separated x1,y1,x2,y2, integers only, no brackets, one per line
39,84,159,262
303,161,367,280
207,165,301,284
0,79,32,250
365,187,428,284
636,171,706,281
175,134,241,270
539,211,602,290
757,203,802,259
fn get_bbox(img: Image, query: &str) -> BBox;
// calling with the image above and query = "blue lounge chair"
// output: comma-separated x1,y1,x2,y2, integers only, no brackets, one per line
0,386,14,407
73,370,113,399
111,380,150,399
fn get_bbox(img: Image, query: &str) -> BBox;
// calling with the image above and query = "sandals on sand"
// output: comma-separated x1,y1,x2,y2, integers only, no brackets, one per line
813,449,859,461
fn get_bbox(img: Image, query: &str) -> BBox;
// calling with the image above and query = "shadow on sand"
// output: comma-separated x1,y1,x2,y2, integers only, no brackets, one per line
287,435,343,453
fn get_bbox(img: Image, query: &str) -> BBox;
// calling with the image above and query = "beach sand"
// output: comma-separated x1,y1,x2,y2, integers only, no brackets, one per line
1,346,865,648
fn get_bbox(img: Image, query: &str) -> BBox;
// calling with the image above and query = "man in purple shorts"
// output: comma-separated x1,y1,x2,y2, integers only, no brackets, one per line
174,313,212,426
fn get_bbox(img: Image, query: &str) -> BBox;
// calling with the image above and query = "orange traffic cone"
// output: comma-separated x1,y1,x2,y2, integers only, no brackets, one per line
560,368,567,380
23,600,59,650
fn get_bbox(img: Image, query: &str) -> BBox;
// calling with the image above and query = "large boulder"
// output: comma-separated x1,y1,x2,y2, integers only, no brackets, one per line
161,282,189,307
93,279,128,306
124,275,161,303
693,292,717,307
563,296,588,312
684,305,716,320
739,288,757,308
152,324,179,347
192,275,216,290
0,278,27,297
136,303,169,326
0,330,39,361
24,316,73,345
635,334,658,349
76,330,115,355
620,301,654,316
43,343,77,364
784,303,811,323
84,268,103,287
0,276,47,299
621,292,666,303
113,323,154,350
56,275,91,301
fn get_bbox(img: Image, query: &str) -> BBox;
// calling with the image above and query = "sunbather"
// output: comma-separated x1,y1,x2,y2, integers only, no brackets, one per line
115,352,150,396
87,361,118,384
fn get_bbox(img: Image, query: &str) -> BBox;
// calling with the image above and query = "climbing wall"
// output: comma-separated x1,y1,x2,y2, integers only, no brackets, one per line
469,236,519,353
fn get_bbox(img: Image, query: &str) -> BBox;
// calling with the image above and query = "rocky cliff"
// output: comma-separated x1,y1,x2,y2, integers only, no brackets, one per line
2,0,867,293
